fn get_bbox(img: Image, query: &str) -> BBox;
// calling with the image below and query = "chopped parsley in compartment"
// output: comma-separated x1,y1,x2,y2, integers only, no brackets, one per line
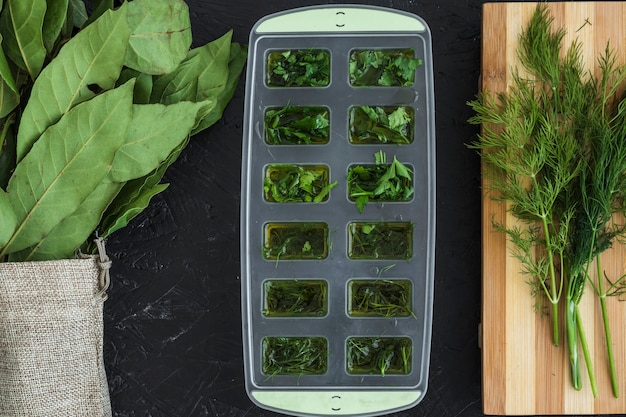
349,48,422,86
267,49,330,87
265,105,330,145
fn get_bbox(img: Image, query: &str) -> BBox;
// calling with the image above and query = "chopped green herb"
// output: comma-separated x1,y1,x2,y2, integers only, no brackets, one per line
349,279,414,318
348,222,413,260
349,106,414,144
348,151,414,213
265,105,330,145
346,337,412,376
263,280,327,317
349,49,422,87
267,49,330,87
264,164,337,203
263,222,328,260
263,336,328,376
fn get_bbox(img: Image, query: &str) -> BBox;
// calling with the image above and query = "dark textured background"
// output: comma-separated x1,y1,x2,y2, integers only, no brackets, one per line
104,0,483,416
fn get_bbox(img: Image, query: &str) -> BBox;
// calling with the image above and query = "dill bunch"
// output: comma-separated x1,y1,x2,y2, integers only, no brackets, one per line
468,4,626,397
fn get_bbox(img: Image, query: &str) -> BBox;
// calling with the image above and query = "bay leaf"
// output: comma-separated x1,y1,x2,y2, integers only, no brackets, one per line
195,30,233,101
191,41,247,134
110,100,211,182
65,0,88,32
118,68,153,104
100,182,169,238
83,0,113,28
125,0,192,75
150,30,232,105
42,0,69,53
0,34,18,93
0,0,47,80
0,77,19,118
0,188,17,249
100,137,187,239
8,181,123,261
0,120,16,189
16,2,130,161
2,81,133,255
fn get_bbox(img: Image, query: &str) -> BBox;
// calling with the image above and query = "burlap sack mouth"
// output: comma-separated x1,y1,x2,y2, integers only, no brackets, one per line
0,241,112,417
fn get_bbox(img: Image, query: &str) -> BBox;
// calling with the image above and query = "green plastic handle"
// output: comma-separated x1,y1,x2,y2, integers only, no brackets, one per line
255,7,426,34
251,390,422,416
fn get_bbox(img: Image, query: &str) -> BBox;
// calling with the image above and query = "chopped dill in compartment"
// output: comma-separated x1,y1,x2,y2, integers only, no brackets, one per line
264,164,337,203
263,336,328,376
346,336,412,376
263,279,327,317
348,222,412,260
349,279,414,318
264,105,330,145
263,222,329,260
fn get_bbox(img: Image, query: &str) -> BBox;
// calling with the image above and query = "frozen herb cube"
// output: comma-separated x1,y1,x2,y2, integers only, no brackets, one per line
347,337,412,376
264,164,337,203
348,222,412,260
349,279,414,317
349,105,414,144
263,336,328,375
349,48,422,86
348,151,414,213
266,49,330,87
265,106,330,145
263,280,327,317
263,222,329,260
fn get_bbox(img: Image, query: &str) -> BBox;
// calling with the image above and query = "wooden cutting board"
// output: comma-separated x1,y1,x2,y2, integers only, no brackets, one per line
480,2,626,415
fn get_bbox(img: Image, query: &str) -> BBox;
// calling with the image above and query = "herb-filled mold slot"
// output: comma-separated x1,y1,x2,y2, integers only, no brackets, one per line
346,336,412,376
348,221,413,260
349,105,415,145
348,279,415,318
347,150,414,213
349,48,423,87
263,279,328,317
264,164,337,203
263,222,329,260
266,49,331,87
264,105,330,145
262,336,329,376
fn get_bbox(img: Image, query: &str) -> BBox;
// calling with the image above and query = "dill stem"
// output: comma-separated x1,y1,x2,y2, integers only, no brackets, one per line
566,298,581,390
576,304,598,397
540,214,560,346
595,255,620,398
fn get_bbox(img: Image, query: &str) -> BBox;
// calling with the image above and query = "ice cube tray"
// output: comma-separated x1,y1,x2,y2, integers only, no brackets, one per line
240,5,436,417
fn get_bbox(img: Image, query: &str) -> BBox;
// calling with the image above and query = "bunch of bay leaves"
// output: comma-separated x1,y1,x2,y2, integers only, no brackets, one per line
0,0,246,261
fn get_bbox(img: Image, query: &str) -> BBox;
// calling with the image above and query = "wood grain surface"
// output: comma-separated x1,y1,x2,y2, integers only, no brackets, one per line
480,2,626,415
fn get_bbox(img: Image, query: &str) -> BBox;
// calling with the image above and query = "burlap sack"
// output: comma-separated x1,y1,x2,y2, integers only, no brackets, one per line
0,240,112,417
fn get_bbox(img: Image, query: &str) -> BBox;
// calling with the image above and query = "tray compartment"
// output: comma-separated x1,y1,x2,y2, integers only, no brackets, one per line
263,222,329,260
349,48,422,87
262,336,329,376
264,105,331,145
348,279,413,318
263,279,328,317
346,336,413,376
348,105,414,144
266,48,331,87
348,221,413,260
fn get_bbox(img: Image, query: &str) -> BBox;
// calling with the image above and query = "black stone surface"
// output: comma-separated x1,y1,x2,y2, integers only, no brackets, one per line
100,1,560,416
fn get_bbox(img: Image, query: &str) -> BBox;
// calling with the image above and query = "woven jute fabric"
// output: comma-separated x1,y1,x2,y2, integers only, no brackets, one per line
0,248,112,417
